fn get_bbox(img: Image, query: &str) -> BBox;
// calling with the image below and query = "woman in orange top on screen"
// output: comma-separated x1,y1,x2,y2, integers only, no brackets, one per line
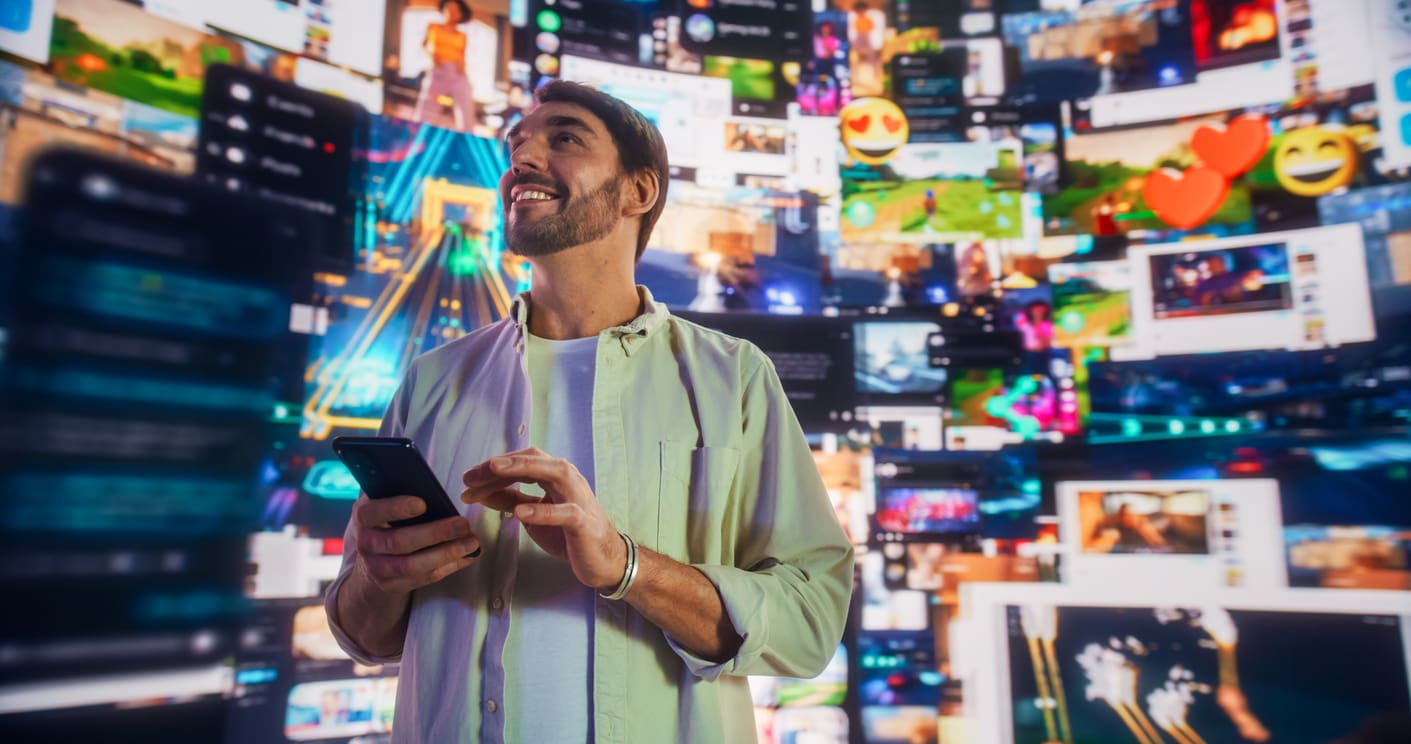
415,0,477,132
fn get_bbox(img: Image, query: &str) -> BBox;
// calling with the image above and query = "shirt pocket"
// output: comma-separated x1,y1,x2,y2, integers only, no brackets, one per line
655,441,741,564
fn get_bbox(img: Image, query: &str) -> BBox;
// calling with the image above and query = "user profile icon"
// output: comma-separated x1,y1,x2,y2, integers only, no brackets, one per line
686,0,712,8
684,13,715,43
536,31,560,54
229,83,252,102
534,54,560,76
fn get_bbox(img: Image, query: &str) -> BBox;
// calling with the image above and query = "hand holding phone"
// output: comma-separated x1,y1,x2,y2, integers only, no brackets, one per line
333,437,481,593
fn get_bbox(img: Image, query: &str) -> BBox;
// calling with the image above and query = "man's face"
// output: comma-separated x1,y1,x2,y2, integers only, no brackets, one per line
443,2,465,23
500,101,627,258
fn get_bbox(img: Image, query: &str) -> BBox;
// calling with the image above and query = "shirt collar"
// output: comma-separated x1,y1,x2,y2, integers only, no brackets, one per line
509,285,670,353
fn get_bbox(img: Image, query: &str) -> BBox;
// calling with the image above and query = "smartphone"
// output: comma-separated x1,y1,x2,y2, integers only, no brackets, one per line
331,436,461,528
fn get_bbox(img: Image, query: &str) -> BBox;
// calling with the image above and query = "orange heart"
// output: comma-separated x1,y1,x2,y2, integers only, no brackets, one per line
847,114,871,133
1191,114,1269,178
1142,165,1230,230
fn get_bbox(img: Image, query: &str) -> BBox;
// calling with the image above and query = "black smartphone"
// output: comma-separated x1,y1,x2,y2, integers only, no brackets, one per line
331,436,461,528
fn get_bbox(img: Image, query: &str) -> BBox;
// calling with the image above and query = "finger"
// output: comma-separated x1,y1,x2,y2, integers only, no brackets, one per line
482,455,580,494
461,486,541,513
367,534,482,586
514,501,583,528
462,448,545,486
359,514,472,556
459,474,532,501
354,494,426,528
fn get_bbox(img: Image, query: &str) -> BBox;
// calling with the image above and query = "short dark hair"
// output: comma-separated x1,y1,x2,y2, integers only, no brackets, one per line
439,0,471,18
534,80,669,262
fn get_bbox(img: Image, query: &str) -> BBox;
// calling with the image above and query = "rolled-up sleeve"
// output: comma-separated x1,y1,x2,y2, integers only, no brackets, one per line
675,351,855,680
322,366,417,666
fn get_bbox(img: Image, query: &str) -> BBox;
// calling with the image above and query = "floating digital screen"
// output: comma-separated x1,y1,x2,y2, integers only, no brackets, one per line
674,310,856,432
197,64,360,270
0,149,318,737
677,0,812,62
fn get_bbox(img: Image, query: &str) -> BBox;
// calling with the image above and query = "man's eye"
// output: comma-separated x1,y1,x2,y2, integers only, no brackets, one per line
556,133,580,144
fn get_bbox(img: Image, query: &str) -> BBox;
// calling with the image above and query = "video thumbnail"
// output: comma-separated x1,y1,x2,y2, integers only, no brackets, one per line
1044,109,1253,236
1285,525,1411,591
1005,605,1411,744
1077,487,1210,555
861,705,938,744
861,552,930,631
858,631,942,707
0,65,196,203
703,55,779,114
1048,260,1133,347
1002,0,1197,104
876,487,980,536
1148,242,1292,320
291,605,348,661
774,705,849,744
381,0,511,135
1191,0,1282,71
839,0,891,98
284,677,397,740
842,142,1025,244
797,11,851,117
49,0,239,118
1119,224,1376,359
854,321,947,396
947,356,1081,444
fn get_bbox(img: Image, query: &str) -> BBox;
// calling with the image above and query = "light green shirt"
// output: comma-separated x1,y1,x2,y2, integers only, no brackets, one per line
326,286,855,743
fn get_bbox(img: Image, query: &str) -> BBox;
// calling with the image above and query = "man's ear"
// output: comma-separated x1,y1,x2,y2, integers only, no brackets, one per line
621,169,659,218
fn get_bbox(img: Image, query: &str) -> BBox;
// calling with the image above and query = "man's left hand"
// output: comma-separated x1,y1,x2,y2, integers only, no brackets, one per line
460,448,626,592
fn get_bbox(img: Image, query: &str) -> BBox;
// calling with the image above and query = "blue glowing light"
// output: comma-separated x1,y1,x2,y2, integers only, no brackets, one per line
303,460,361,500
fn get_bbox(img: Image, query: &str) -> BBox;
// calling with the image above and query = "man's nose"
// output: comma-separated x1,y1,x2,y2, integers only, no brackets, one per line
510,140,547,174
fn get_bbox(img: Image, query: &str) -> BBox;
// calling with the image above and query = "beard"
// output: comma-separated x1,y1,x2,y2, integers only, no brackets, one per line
505,174,624,257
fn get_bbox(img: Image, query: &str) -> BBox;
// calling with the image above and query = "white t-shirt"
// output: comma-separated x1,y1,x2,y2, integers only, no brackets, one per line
503,333,599,741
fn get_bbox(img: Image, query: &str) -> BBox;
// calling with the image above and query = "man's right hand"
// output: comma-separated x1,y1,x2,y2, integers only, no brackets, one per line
352,495,481,595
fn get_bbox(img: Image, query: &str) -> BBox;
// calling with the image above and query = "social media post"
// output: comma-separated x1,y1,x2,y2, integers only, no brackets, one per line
197,65,361,269
383,0,517,135
559,55,734,176
894,0,1002,36
205,0,386,78
833,0,895,97
795,10,852,117
1116,223,1377,360
678,0,813,62
518,0,645,73
702,54,792,117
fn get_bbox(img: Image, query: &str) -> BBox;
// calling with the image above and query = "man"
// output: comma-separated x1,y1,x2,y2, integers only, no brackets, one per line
325,81,854,742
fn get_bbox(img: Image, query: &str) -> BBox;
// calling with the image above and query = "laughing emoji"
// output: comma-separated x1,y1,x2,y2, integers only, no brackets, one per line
840,97,908,166
1273,126,1358,197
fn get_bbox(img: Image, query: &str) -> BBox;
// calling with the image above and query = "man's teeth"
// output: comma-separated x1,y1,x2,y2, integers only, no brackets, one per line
516,191,556,202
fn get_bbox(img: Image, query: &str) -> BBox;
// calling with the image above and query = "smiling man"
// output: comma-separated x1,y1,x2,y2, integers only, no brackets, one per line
324,81,854,743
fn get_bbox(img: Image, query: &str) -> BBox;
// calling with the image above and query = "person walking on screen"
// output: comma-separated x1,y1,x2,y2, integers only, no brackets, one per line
414,0,477,132
325,81,855,742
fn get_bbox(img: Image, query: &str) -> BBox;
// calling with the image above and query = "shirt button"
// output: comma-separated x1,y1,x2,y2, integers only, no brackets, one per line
492,596,504,610
517,423,526,436
486,699,498,713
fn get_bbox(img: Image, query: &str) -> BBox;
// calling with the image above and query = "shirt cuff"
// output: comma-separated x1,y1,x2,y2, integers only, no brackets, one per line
323,567,405,666
660,563,770,680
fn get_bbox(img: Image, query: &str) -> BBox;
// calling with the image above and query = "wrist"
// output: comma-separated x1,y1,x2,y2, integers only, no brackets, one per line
598,531,640,601
594,533,628,592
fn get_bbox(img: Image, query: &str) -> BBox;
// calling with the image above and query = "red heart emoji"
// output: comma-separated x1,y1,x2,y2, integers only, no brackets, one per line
1142,165,1230,230
1191,113,1270,178
847,114,871,133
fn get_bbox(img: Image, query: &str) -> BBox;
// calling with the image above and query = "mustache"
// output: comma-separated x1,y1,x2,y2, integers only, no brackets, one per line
507,173,564,195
